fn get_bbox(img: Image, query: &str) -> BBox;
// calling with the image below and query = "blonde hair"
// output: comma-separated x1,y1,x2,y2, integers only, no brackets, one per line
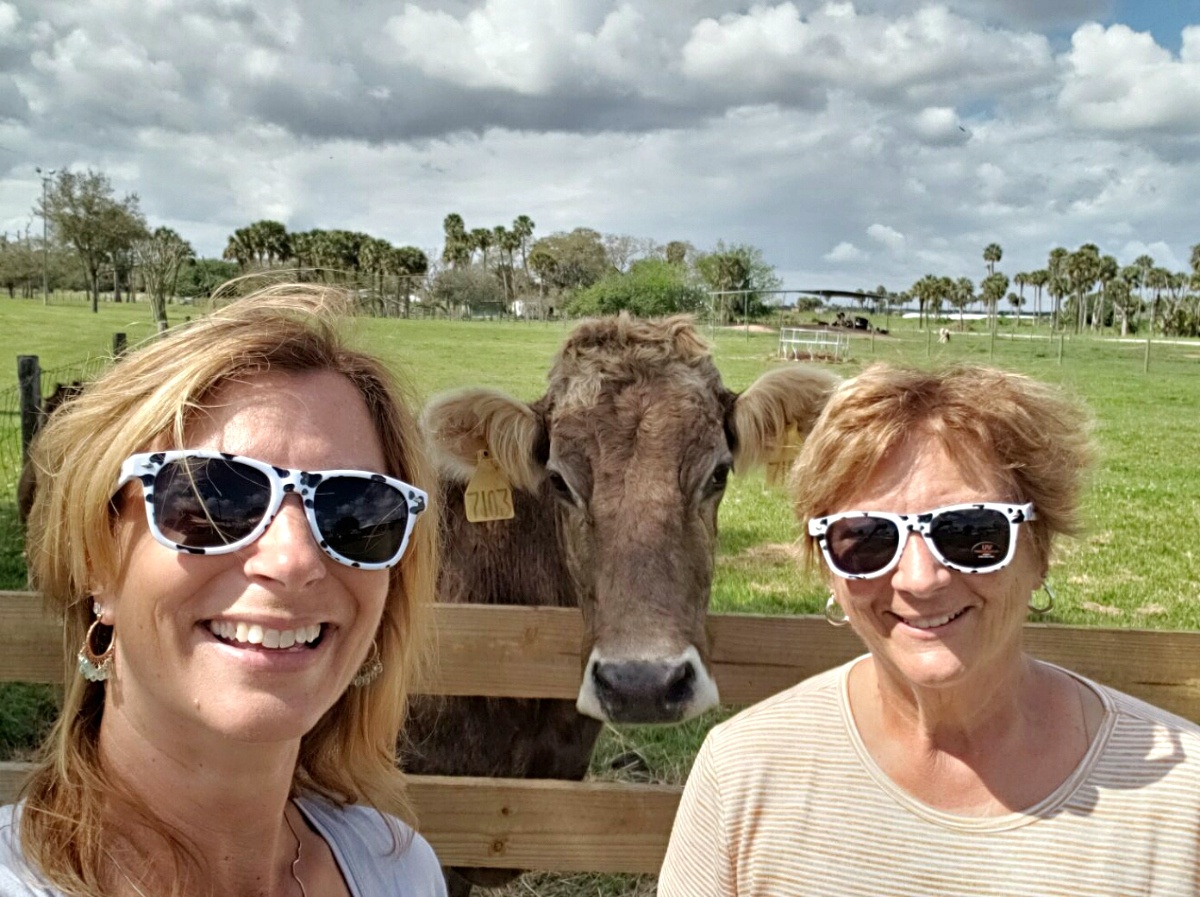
20,283,438,895
791,363,1094,573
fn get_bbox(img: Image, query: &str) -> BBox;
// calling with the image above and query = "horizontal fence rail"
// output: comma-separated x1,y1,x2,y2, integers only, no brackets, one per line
2,593,1197,718
0,591,1197,872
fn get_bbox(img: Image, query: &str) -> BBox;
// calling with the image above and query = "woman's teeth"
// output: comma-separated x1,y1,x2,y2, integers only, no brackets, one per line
208,620,323,649
907,608,967,630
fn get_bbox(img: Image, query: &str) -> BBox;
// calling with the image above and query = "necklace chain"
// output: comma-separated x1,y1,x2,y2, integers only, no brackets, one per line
284,806,310,897
106,808,309,897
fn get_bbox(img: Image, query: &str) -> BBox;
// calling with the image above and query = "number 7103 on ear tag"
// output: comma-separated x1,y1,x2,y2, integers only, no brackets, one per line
465,449,515,523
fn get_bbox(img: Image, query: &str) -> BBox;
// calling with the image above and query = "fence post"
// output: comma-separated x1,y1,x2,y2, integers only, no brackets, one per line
112,332,127,357
18,355,41,463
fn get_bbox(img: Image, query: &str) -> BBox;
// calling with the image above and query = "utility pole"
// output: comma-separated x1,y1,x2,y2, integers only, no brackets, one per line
35,167,56,306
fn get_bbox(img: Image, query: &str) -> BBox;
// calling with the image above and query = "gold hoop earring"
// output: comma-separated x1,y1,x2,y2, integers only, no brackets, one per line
352,641,382,688
824,594,849,627
78,618,115,682
1029,582,1055,615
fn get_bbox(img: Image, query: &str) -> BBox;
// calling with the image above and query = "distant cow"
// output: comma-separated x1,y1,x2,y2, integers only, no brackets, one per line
402,315,839,894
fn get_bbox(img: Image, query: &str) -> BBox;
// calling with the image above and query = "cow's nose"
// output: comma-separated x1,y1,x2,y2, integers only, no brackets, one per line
590,658,697,724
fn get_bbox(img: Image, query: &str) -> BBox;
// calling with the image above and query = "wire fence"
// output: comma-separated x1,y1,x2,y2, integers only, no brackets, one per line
0,356,112,501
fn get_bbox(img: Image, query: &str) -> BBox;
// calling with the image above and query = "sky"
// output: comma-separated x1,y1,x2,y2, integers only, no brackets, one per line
0,0,1198,292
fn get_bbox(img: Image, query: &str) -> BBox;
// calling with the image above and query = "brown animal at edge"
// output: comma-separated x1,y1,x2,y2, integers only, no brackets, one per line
17,382,84,525
401,316,839,895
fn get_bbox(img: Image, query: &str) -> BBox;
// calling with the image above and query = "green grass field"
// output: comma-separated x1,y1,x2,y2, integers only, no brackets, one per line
2,296,1198,896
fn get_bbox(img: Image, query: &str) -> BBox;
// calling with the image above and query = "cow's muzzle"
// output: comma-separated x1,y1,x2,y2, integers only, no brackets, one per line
575,645,720,724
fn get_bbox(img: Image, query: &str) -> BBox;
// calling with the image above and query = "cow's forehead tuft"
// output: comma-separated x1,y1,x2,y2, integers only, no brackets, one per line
547,316,727,411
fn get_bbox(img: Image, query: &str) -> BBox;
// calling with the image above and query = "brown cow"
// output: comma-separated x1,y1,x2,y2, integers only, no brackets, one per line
17,382,84,525
402,315,838,894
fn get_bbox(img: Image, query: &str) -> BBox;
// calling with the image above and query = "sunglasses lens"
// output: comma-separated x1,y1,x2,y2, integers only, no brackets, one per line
929,508,1011,569
153,457,270,548
313,477,409,565
825,515,901,576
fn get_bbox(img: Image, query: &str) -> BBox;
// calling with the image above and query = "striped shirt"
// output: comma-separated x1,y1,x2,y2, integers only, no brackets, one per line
659,658,1200,896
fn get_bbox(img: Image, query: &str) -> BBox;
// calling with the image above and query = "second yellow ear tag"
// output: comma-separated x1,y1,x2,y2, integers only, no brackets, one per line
765,424,802,488
465,449,515,523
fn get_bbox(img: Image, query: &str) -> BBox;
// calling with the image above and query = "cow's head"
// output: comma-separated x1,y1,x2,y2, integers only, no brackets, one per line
425,315,838,724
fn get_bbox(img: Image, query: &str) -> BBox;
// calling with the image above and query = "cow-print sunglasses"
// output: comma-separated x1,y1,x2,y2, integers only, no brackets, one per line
116,450,427,570
807,502,1036,580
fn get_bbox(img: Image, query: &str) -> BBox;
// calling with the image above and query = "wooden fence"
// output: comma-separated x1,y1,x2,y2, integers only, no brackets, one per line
0,591,1197,873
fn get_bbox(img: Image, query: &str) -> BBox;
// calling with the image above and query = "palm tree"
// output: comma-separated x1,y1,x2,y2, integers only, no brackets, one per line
493,225,522,307
951,277,975,329
1013,271,1028,320
1046,247,1069,332
1007,292,1024,328
933,276,955,323
222,228,253,270
470,227,494,268
1093,254,1118,332
389,245,428,318
1027,269,1048,327
910,274,938,329
871,284,892,327
1110,274,1138,336
512,215,535,273
247,220,290,267
442,213,470,269
981,273,1009,329
358,237,391,313
1066,244,1100,333
983,243,1002,277
1145,266,1170,336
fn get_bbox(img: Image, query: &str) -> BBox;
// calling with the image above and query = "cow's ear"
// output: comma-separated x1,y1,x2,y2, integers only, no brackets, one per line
422,388,545,491
728,366,841,470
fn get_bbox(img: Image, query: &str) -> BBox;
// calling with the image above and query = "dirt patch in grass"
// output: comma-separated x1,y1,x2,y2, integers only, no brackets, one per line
721,324,776,334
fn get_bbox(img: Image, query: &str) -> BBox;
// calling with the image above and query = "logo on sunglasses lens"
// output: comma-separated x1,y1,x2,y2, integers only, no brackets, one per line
971,541,1000,559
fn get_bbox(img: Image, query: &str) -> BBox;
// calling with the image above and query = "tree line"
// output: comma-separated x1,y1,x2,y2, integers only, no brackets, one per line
4,167,1199,336
0,166,782,326
880,242,1200,339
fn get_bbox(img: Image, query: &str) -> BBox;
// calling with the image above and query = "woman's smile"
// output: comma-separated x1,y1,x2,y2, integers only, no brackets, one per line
889,605,972,633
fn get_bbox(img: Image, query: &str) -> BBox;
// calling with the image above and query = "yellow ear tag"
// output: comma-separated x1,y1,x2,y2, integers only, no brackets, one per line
465,449,515,523
765,424,803,489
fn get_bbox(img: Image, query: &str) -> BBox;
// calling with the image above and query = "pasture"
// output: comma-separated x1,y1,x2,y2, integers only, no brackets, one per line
1,297,1199,895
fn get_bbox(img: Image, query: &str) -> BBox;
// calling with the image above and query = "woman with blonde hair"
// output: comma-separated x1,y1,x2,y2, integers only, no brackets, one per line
1,285,446,896
660,362,1200,896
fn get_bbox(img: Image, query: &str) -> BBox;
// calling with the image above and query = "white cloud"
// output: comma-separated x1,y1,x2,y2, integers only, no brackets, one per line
1059,23,1200,133
0,2,19,39
1118,241,1181,271
912,106,969,145
1,0,1198,295
681,2,1054,107
825,241,865,262
384,0,662,94
867,223,905,250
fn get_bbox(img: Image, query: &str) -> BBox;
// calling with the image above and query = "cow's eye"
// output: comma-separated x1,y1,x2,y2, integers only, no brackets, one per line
706,463,731,496
546,471,575,504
